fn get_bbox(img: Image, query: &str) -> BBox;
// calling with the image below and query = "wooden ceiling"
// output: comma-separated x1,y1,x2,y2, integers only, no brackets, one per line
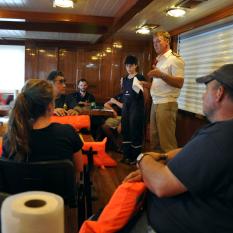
0,0,233,45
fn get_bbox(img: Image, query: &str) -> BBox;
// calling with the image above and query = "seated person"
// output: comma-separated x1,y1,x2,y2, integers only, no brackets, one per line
47,70,78,116
124,64,233,233
2,79,83,179
70,79,95,113
97,94,123,152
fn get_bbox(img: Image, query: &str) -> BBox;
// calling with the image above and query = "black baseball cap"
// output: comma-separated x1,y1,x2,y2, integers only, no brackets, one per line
196,64,233,90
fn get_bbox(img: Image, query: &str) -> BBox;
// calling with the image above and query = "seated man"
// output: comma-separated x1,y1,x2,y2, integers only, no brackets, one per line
124,64,233,233
47,70,78,116
70,79,95,113
98,93,123,152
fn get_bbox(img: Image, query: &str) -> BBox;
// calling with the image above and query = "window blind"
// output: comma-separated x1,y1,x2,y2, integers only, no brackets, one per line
178,21,233,115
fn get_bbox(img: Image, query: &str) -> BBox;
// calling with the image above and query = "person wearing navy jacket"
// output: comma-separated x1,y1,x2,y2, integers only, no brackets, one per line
121,55,145,165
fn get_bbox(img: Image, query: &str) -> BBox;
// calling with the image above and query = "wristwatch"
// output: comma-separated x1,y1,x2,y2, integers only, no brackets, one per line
136,153,147,166
159,153,168,162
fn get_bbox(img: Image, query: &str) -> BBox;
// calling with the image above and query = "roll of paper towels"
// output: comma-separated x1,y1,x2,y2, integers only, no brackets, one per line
1,191,64,233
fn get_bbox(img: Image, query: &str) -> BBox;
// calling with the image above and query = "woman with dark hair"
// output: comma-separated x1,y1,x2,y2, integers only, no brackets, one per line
121,55,145,165
2,79,83,174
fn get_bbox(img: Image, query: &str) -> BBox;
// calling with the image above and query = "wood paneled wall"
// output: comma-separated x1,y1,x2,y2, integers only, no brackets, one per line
176,110,208,147
25,39,152,103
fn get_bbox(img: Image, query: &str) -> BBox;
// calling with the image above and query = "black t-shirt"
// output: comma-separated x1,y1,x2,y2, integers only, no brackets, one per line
70,92,95,105
147,119,233,233
55,94,77,109
2,123,83,162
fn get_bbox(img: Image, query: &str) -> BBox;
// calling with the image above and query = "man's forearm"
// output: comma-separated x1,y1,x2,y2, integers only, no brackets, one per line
139,153,187,197
139,156,169,197
160,73,184,88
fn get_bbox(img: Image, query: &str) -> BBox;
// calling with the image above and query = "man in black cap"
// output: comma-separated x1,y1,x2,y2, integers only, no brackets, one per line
47,70,78,116
124,64,233,233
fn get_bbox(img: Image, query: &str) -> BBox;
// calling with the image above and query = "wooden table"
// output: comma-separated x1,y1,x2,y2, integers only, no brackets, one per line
90,109,114,117
80,108,114,117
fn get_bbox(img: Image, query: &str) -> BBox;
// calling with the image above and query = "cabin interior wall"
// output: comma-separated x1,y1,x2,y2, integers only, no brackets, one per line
23,37,208,146
25,39,152,103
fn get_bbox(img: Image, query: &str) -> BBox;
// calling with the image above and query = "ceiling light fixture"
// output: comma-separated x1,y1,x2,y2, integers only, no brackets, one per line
105,47,112,53
113,42,123,49
166,7,186,17
53,0,75,8
136,24,159,35
136,26,150,35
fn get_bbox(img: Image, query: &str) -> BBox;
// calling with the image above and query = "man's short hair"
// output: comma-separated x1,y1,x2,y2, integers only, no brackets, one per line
78,78,88,85
154,31,171,44
124,55,138,65
47,70,64,81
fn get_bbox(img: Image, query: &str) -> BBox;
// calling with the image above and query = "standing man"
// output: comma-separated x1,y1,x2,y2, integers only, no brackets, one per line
47,70,78,116
147,31,185,152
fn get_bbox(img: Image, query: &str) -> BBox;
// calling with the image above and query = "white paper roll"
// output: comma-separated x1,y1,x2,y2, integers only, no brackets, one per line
1,191,64,233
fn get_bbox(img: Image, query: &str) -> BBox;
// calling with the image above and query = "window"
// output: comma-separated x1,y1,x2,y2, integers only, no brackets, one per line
0,45,25,92
178,20,233,115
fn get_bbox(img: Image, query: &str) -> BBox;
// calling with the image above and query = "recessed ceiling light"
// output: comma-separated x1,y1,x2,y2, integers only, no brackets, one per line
166,7,186,17
136,24,159,35
113,42,123,49
53,0,75,8
136,27,150,35
105,47,112,53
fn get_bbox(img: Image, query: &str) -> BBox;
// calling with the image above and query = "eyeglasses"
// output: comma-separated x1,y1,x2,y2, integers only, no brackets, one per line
55,79,66,84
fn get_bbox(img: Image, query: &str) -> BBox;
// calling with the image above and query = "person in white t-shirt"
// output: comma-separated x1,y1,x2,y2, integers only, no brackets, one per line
147,31,185,152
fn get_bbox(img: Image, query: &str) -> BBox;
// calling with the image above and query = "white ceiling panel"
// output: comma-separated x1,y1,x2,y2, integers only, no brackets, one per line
0,0,126,16
0,0,233,43
116,0,233,39
0,30,101,43
0,29,25,37
25,31,101,43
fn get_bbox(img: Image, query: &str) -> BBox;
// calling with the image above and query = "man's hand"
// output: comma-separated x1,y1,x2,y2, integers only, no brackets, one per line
123,170,142,183
67,109,79,116
140,80,151,89
110,98,118,105
79,101,90,106
54,108,67,116
147,68,165,79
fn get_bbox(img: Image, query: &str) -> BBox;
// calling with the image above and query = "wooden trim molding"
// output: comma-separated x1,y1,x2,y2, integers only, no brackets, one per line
0,9,114,26
170,3,233,36
0,21,108,34
98,0,154,43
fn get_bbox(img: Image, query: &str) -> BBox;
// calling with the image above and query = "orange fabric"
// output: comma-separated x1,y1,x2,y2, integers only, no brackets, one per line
82,138,117,167
50,115,90,130
0,143,2,157
78,221,101,233
82,151,117,167
79,182,146,233
82,137,107,153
